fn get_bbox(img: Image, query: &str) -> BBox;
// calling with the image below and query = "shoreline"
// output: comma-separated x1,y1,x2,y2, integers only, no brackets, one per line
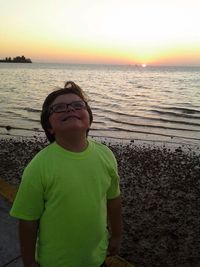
1,136,200,266
1,132,200,152
0,135,199,186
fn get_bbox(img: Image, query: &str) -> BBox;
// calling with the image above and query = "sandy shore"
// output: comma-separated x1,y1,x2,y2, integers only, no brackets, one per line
0,136,200,267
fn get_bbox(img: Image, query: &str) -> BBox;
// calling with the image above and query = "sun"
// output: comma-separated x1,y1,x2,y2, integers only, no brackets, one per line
142,64,147,68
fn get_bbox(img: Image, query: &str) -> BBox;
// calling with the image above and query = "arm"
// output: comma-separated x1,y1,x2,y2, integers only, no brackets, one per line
107,196,122,256
19,219,40,267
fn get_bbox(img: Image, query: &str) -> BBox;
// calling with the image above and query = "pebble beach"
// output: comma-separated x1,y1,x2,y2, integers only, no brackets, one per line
0,136,200,267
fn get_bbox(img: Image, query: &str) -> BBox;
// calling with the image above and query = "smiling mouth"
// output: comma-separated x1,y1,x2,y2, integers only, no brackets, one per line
62,116,80,122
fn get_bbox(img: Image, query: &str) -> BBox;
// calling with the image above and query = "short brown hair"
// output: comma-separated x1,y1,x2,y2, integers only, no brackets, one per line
41,81,93,142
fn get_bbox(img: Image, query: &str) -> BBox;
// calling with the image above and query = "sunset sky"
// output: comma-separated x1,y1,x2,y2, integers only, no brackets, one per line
1,0,200,66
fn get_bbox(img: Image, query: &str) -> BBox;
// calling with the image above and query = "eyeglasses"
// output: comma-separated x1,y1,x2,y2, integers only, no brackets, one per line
49,101,87,114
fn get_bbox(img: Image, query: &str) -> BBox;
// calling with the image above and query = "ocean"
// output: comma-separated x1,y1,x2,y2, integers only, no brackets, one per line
0,63,200,147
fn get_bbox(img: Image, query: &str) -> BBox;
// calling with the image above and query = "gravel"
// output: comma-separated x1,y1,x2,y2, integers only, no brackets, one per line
0,136,200,267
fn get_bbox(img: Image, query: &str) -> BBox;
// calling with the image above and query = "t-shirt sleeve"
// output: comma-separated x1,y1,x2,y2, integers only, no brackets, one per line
106,150,121,199
10,158,44,220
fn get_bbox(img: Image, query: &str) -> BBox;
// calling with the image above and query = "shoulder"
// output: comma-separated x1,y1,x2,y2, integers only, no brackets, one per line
89,138,113,153
89,138,117,163
33,142,58,159
24,143,54,172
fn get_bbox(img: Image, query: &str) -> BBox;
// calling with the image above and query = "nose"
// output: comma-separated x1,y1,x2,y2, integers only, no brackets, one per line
66,103,75,112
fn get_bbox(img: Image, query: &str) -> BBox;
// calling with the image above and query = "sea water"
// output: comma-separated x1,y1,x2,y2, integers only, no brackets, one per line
0,63,200,146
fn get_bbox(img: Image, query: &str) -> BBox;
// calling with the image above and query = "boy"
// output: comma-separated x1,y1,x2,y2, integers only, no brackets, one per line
10,81,122,267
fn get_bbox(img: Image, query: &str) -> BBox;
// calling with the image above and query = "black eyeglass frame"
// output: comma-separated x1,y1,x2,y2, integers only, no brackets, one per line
48,100,87,115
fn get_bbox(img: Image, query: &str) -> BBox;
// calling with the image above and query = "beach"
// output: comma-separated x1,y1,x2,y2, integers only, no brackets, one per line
0,136,200,267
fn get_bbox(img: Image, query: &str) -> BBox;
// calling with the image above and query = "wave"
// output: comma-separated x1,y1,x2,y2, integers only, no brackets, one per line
108,118,200,131
159,106,200,115
136,85,150,89
93,105,200,121
151,109,200,119
93,107,141,118
91,127,200,141
0,124,42,132
20,107,41,113
149,117,200,127
5,112,40,123
94,108,200,127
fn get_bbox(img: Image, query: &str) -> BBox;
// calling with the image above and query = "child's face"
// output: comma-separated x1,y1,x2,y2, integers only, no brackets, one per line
48,93,90,137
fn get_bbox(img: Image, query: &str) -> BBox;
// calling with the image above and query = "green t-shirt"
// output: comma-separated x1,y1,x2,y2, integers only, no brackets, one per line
10,139,120,267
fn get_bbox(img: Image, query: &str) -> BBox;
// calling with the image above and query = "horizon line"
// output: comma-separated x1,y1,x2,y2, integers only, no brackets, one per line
1,60,199,68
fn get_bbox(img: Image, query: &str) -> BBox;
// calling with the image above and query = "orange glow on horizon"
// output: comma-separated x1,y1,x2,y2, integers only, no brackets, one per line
1,38,200,66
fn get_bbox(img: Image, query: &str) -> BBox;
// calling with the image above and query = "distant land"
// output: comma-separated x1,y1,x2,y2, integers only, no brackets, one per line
0,55,32,63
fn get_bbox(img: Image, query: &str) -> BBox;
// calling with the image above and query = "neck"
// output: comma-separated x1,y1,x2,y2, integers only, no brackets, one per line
55,133,88,152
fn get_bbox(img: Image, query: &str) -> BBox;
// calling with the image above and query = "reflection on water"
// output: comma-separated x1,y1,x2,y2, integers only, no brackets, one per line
0,63,200,146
